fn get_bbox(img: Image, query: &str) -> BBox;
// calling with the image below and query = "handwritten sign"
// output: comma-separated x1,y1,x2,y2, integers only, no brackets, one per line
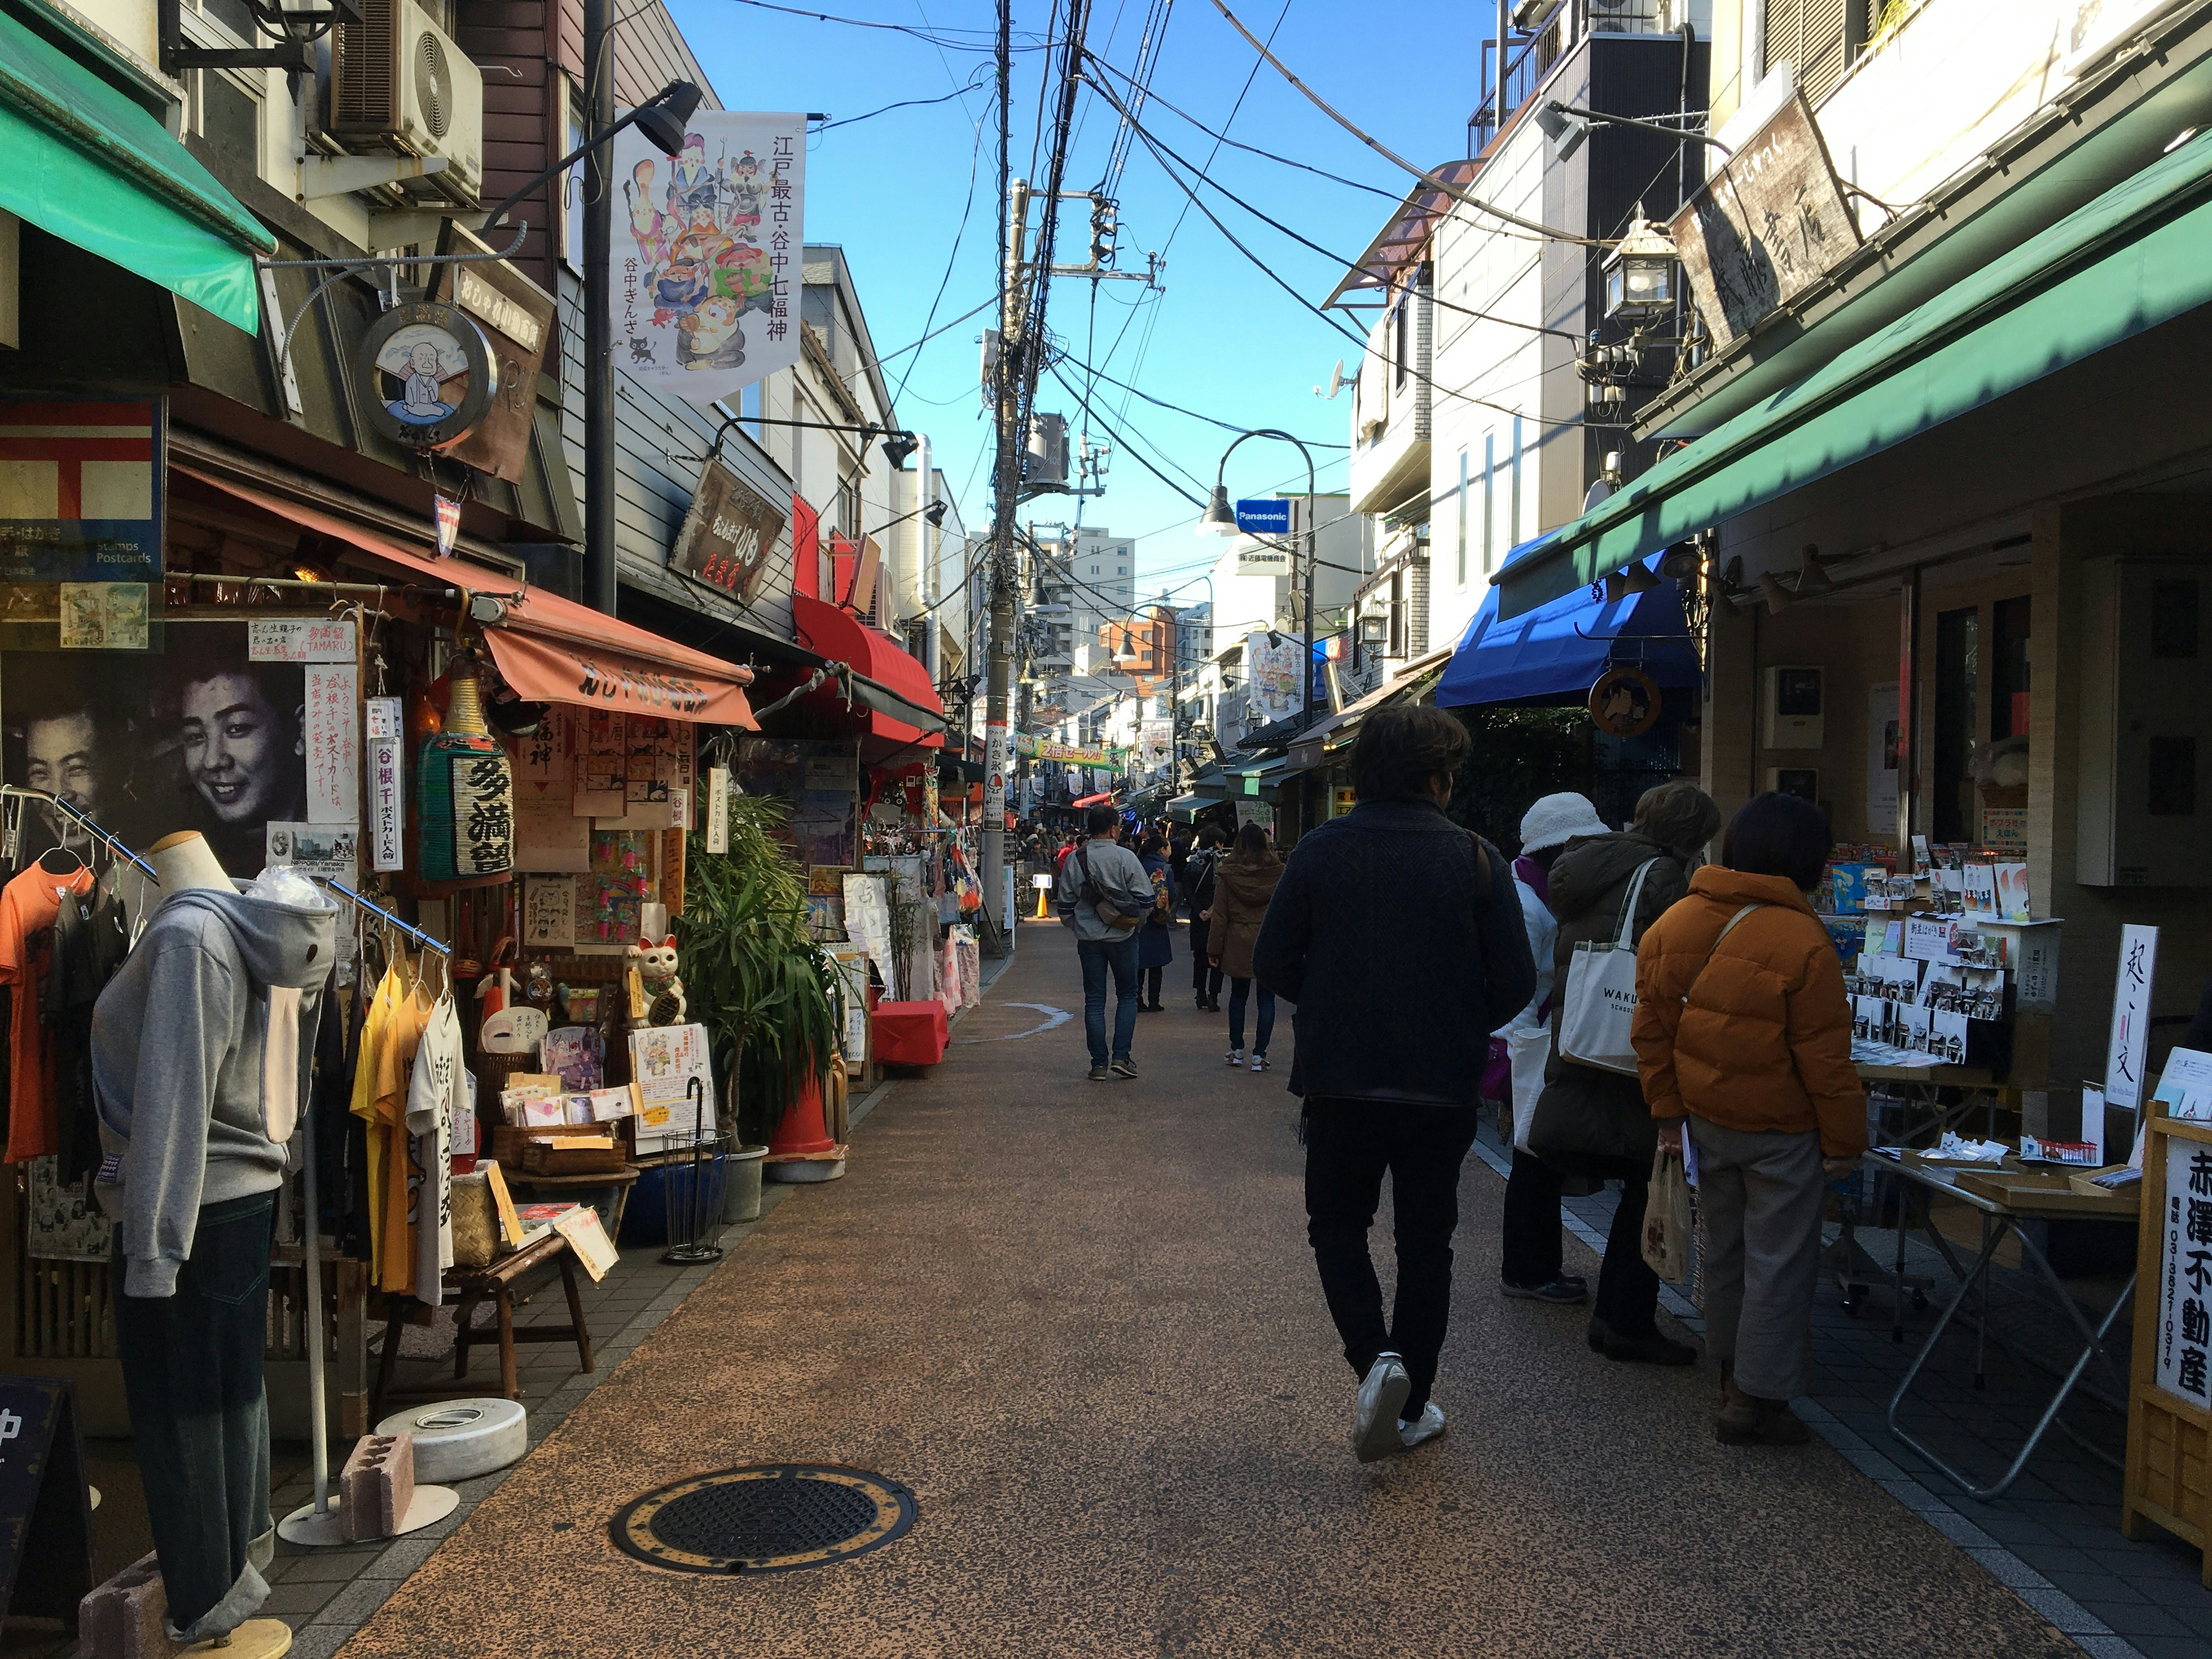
704,766,730,853
305,664,359,824
2106,923,2160,1112
364,697,404,872
250,618,357,663
524,876,576,949
1671,94,1859,349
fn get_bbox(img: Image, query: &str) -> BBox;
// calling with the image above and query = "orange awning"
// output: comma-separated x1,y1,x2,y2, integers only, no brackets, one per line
173,466,755,726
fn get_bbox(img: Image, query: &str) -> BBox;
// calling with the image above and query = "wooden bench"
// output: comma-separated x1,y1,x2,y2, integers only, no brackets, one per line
374,1232,595,1415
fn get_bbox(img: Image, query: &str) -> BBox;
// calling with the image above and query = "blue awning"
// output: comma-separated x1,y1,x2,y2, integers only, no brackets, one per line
1437,553,1702,708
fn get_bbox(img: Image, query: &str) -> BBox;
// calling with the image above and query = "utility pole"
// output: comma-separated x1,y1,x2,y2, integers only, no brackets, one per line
980,0,1023,953
583,0,616,614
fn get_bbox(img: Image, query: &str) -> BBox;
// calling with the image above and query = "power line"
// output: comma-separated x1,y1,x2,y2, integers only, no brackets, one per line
1203,0,1607,247
721,0,1047,48
891,109,989,408
1049,345,1347,447
821,82,984,129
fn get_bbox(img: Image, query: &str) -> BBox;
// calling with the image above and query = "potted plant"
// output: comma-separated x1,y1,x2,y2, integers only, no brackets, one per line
674,792,844,1169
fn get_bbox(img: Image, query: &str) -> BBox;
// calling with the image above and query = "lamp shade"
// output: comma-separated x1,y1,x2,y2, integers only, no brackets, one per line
1197,483,1238,536
633,82,704,157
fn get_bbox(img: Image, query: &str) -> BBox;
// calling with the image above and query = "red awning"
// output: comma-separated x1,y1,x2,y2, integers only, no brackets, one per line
1070,792,1111,808
174,466,755,726
790,591,945,747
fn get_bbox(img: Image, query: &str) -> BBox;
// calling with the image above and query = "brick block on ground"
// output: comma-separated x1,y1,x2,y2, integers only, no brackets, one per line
339,1432,416,1542
79,1552,175,1659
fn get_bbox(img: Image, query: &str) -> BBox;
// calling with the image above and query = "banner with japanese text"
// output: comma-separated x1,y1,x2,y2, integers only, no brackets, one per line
612,111,805,404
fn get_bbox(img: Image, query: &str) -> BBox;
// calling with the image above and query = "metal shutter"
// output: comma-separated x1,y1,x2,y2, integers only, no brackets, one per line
1763,0,1856,108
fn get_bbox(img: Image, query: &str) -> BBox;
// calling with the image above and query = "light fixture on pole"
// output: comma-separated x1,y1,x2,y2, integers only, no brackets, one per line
1197,484,1239,536
1538,100,1734,165
1604,215,1680,322
1602,560,1662,605
1534,99,1588,162
1204,429,1320,731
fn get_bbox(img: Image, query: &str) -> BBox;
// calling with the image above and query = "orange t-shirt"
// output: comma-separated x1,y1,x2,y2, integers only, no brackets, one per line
0,863,94,1164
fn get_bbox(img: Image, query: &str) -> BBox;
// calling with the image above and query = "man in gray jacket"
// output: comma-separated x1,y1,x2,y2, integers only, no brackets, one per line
1055,803,1155,1080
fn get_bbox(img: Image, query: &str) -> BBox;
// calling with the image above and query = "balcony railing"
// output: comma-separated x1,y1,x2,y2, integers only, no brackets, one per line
1468,0,1676,156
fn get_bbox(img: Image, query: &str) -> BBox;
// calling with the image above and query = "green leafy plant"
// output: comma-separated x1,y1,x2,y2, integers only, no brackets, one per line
674,792,844,1147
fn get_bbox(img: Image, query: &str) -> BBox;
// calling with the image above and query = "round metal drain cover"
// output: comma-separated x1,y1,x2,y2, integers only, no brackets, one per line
611,1464,917,1573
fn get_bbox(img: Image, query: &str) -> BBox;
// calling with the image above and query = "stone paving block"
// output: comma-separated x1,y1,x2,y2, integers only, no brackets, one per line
308,1576,396,1629
338,1433,414,1542
78,1551,170,1659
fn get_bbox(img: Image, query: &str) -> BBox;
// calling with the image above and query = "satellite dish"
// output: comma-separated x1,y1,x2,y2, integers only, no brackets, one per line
1325,359,1346,399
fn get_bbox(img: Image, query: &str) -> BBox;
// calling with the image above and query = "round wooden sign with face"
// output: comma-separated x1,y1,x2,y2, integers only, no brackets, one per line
1588,665,1662,739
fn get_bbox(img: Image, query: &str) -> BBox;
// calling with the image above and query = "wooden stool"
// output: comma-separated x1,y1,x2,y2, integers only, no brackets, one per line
374,1233,595,1416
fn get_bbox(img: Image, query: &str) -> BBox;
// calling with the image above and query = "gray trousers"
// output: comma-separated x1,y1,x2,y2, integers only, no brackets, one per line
1689,1115,1826,1401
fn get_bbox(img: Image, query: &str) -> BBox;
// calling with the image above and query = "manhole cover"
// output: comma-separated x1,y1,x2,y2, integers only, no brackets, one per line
610,1464,917,1573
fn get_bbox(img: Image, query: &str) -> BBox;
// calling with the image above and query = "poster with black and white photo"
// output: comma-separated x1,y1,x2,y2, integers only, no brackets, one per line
3,622,313,874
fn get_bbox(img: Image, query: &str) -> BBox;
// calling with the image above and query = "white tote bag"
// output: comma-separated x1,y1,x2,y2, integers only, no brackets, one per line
1555,858,1660,1077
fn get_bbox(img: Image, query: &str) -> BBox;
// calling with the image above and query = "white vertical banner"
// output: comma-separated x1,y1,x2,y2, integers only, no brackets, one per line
305,664,359,824
2106,923,2160,1111
611,111,805,403
984,720,1008,826
704,766,730,853
365,697,404,872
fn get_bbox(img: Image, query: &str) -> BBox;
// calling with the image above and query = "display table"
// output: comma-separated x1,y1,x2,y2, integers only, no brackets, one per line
872,999,949,1066
374,1232,596,1414
1860,1148,2137,1500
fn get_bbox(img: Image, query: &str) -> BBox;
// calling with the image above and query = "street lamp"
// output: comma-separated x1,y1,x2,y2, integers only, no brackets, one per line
1201,430,1319,732
1604,216,1680,323
477,77,704,616
1536,100,1734,165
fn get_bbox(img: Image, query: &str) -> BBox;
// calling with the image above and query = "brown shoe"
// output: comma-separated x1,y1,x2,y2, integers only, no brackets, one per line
1716,1379,1812,1446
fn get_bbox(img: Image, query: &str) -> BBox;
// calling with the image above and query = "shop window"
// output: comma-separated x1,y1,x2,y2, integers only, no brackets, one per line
2149,736,2197,816
1990,595,2031,741
1932,605,1977,844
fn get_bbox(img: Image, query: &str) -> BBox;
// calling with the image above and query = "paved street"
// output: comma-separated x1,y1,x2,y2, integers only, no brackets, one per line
338,921,2076,1658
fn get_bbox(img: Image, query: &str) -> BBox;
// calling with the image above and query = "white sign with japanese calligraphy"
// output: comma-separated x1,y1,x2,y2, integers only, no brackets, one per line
368,732,404,872
304,664,359,825
2154,1141,2212,1408
610,110,806,404
250,618,357,663
2105,923,2160,1113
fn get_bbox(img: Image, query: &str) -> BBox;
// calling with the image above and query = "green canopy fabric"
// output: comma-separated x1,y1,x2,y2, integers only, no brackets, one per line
0,11,272,332
1497,130,2212,617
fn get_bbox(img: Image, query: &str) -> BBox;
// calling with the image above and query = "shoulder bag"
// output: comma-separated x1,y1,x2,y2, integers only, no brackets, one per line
1554,857,1661,1076
1076,845,1141,934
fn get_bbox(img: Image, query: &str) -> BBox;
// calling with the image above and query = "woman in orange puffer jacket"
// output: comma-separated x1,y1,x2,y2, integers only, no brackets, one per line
1631,792,1867,1448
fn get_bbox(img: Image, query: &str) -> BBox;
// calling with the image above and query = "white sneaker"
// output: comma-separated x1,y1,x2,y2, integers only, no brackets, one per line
1399,1401,1446,1452
1250,1053,1269,1072
1352,1351,1410,1463
1225,1048,1243,1066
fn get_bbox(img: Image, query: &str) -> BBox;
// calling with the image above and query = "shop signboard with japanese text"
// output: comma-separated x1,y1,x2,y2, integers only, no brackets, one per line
611,111,806,404
2154,1142,2212,1407
432,225,559,484
0,400,162,651
669,455,787,606
3,620,340,874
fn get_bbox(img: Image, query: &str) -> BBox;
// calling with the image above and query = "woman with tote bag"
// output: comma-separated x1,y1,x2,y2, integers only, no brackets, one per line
1525,779,1720,1364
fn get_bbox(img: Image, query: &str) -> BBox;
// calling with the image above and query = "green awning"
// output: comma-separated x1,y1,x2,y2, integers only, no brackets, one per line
0,11,272,333
1498,129,2212,618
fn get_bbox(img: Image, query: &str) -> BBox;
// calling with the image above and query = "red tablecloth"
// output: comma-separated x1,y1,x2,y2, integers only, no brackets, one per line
872,1000,949,1066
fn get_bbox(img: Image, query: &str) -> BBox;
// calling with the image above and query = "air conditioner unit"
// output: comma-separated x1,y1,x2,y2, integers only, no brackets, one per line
330,0,484,206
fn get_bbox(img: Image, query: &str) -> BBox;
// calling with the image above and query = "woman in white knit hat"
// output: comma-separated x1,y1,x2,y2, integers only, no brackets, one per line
1496,792,1611,1301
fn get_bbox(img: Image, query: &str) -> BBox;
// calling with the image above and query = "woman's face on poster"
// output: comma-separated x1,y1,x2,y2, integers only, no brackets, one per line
179,672,301,825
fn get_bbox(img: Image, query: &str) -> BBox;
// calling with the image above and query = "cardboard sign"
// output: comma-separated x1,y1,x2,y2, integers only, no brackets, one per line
0,1378,92,1621
250,618,357,663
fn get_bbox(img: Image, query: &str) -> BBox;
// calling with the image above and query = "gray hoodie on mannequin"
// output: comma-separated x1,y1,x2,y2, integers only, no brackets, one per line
92,885,335,1297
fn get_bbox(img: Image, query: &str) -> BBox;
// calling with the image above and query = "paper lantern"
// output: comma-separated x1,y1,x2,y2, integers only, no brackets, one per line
417,669,515,880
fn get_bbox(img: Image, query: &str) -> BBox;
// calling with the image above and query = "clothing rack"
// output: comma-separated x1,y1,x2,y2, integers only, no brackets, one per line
0,787,161,881
320,879,453,956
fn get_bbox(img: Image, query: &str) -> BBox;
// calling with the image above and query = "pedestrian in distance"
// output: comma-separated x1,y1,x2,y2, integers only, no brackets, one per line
1252,705,1534,1462
1136,832,1177,1012
1054,803,1155,1081
1633,792,1867,1446
1208,822,1284,1071
1494,792,1612,1305
1525,778,1721,1367
1184,825,1227,1012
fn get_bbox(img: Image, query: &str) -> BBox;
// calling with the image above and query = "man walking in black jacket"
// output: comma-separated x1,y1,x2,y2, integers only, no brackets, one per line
1254,705,1535,1461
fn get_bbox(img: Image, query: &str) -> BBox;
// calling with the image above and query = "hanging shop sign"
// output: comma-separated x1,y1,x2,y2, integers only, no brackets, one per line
1668,94,1859,350
357,301,498,452
612,110,807,404
669,454,787,605
431,225,558,484
0,400,163,652
1013,735,1120,766
1588,665,1662,739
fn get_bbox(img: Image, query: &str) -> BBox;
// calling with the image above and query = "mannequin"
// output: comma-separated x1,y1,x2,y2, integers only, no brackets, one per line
93,831,331,1658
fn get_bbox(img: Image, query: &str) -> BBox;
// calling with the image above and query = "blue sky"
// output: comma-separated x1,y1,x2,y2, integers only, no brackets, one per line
668,0,1496,605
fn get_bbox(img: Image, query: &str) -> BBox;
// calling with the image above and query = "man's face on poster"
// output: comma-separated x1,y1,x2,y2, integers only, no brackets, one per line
23,713,108,833
180,673,299,826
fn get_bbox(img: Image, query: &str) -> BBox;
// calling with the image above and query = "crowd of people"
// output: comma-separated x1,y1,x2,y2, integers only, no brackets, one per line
1048,704,1869,1462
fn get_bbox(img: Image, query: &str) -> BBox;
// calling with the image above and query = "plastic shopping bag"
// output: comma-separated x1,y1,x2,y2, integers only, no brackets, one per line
1640,1144,1694,1284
